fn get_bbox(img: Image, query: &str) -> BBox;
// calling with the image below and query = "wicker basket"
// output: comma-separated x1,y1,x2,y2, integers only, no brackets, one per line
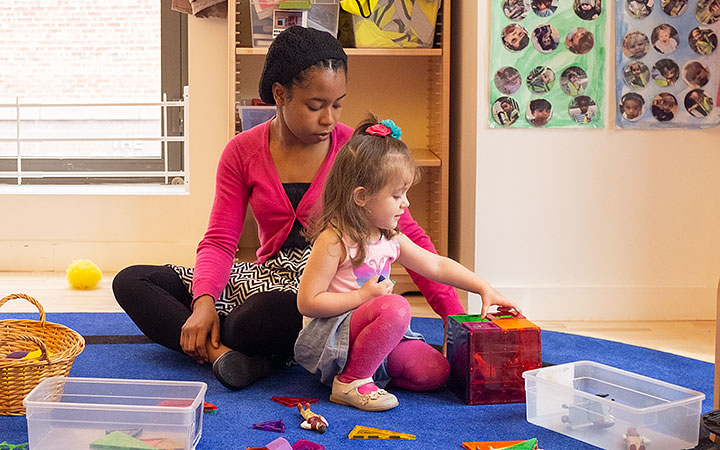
0,293,85,416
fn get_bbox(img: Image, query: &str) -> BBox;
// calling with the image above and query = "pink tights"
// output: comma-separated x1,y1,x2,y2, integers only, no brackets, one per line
337,294,449,394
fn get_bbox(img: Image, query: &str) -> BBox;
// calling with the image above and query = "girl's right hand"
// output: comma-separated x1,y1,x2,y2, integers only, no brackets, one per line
180,295,220,364
358,275,394,302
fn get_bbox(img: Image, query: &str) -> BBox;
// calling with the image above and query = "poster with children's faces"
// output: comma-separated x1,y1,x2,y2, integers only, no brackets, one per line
615,0,720,127
491,0,606,128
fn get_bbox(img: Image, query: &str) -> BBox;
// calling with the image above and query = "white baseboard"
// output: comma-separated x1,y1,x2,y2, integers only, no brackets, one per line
0,241,197,272
468,285,716,321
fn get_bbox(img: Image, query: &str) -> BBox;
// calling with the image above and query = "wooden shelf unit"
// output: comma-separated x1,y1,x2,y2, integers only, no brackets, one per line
228,1,451,295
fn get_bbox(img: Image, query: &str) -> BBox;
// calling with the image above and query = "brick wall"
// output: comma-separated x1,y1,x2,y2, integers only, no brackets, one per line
0,0,161,101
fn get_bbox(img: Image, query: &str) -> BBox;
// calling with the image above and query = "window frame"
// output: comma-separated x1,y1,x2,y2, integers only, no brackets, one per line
0,0,188,189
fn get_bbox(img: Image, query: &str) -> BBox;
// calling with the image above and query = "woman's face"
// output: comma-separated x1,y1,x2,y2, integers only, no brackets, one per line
277,68,347,146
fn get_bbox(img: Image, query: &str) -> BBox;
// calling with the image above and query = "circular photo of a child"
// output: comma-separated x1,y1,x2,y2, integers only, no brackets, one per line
688,27,718,55
651,92,678,121
623,61,651,89
651,59,680,87
526,66,556,93
560,66,589,96
574,0,602,19
566,27,595,54
532,24,560,53
503,0,530,21
696,0,720,24
684,89,715,117
526,98,553,127
682,60,710,88
492,97,521,126
661,0,688,16
620,92,646,121
651,24,679,54
502,24,530,52
626,0,654,18
494,66,523,94
568,96,597,124
622,31,650,58
531,0,558,17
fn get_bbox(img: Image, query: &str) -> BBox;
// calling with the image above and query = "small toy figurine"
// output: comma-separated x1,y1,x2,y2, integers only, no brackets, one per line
561,393,615,430
297,402,328,433
623,427,650,450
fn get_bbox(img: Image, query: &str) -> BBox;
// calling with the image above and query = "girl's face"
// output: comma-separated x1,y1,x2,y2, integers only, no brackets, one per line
505,27,526,48
658,28,670,43
277,68,346,146
624,100,642,118
362,180,411,233
534,108,551,122
571,31,586,46
627,36,647,56
663,66,677,79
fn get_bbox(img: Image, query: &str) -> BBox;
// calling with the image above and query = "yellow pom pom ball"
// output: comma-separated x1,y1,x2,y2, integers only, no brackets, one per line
66,259,103,290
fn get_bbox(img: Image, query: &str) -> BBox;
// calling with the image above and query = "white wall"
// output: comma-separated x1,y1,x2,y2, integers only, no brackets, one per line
467,3,720,320
0,17,228,272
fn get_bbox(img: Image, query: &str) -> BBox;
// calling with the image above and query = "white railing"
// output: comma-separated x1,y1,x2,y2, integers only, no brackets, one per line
0,86,189,188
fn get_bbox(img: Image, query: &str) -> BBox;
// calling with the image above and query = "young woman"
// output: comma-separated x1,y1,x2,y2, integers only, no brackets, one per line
112,26,465,390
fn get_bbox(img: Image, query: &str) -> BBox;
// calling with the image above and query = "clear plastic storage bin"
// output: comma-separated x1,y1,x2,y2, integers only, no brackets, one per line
249,0,339,47
24,377,207,450
237,103,276,131
523,361,704,450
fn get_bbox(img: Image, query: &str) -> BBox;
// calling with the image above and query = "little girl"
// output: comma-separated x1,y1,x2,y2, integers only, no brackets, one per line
294,115,519,411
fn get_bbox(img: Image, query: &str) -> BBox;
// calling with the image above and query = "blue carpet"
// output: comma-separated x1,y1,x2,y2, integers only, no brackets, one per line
0,313,715,449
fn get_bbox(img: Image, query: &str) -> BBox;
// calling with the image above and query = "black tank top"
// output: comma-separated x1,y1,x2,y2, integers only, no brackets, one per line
281,183,311,249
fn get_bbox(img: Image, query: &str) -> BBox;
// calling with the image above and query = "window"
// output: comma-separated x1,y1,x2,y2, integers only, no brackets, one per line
0,0,188,189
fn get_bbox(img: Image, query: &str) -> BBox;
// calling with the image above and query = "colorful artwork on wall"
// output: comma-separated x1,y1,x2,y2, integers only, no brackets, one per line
490,0,607,128
615,0,720,127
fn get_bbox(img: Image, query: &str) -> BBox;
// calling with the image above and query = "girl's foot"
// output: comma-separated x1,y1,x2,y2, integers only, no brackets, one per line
330,376,399,411
212,350,272,390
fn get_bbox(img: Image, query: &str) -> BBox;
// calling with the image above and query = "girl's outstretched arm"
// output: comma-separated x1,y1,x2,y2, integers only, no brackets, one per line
395,233,519,318
297,228,394,318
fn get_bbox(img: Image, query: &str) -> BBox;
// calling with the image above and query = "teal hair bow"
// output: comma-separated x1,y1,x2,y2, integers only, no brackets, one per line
380,119,402,140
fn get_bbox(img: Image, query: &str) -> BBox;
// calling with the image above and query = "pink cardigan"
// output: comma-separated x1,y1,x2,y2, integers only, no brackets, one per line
192,120,465,320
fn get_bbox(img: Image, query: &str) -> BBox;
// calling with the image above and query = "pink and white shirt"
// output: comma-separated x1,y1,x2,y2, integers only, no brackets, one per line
328,235,400,293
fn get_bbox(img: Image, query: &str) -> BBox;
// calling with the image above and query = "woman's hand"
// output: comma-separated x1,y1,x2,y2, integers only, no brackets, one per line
180,295,220,364
358,275,394,302
480,285,521,319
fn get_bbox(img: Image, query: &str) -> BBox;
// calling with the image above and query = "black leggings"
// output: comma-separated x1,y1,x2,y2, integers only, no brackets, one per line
112,265,303,359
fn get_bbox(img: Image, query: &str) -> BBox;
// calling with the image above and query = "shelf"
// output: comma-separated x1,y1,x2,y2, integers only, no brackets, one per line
410,148,441,167
236,46,442,56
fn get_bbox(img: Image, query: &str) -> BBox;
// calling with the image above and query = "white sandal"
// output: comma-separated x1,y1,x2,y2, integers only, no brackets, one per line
330,376,399,411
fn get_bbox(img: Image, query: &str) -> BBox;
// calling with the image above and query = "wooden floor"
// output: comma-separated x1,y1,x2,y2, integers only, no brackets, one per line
0,272,715,364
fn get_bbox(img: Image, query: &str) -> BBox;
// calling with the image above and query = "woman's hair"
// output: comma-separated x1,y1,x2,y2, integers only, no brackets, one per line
305,114,421,267
258,26,348,105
